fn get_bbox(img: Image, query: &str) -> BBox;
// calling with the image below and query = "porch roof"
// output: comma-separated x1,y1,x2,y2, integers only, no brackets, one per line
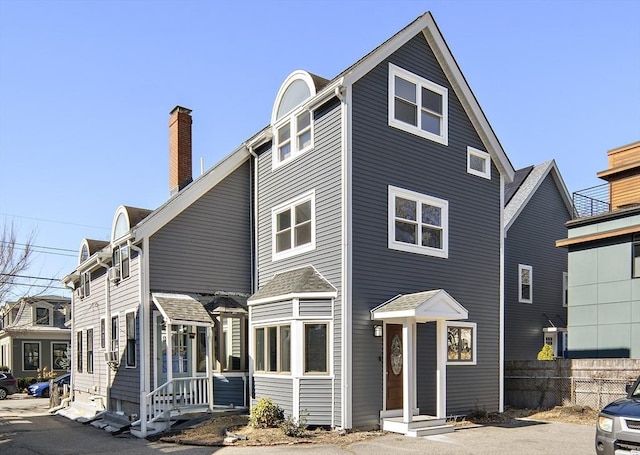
204,294,248,315
152,293,214,327
248,266,337,305
370,289,468,322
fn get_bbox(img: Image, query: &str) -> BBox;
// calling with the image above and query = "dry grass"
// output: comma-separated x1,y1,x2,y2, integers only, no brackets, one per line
159,405,598,447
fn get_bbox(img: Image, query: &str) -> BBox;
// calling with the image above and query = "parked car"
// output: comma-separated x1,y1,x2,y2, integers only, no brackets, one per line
0,372,19,399
596,375,640,454
27,373,70,398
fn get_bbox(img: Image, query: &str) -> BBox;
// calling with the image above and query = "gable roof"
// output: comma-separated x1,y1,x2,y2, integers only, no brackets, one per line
248,266,337,305
504,160,573,231
152,293,214,327
505,165,534,205
325,11,515,182
370,289,468,322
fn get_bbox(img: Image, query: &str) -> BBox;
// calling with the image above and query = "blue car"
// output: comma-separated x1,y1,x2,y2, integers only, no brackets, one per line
28,373,70,398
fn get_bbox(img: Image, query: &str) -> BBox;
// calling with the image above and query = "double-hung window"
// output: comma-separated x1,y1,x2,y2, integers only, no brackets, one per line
254,325,291,373
80,272,90,298
125,311,136,368
87,329,93,374
388,63,448,145
272,191,315,260
111,315,119,353
52,342,68,370
76,331,83,373
447,322,476,365
23,342,40,371
33,306,51,326
274,110,313,167
388,186,448,258
519,264,533,303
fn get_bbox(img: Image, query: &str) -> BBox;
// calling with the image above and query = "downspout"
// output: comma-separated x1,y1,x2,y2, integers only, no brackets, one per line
129,241,147,436
63,280,76,409
96,255,111,412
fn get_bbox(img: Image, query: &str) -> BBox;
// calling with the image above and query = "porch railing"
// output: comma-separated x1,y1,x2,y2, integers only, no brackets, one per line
144,376,211,425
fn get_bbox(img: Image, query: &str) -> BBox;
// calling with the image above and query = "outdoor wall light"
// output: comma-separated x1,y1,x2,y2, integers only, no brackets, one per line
374,325,383,337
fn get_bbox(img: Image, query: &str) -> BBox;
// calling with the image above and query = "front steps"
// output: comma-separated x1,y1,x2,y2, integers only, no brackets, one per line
382,415,454,437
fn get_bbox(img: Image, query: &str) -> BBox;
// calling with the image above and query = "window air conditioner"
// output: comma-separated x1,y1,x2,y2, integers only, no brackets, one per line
108,266,120,283
104,350,119,364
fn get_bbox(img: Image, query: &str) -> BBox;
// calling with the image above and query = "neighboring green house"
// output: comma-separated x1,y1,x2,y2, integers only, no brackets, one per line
557,141,640,358
0,295,71,378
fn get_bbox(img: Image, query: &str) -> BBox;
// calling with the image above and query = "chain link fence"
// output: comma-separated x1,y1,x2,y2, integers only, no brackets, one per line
505,376,631,410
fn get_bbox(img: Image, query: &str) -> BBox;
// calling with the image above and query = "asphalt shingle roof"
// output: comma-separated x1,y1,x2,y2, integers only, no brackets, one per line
153,293,213,325
249,266,336,302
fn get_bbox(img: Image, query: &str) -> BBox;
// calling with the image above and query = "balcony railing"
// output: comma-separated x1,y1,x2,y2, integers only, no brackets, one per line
572,183,610,219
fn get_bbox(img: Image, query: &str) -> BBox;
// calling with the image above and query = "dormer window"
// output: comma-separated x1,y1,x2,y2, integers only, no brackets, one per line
33,306,52,326
272,71,318,168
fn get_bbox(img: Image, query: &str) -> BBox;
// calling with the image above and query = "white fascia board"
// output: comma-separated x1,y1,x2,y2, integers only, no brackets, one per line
371,310,467,321
549,161,574,216
247,292,338,306
134,146,250,240
421,17,514,183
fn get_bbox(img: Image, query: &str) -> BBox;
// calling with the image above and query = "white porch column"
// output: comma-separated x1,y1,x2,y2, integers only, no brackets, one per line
206,325,213,411
436,319,447,419
402,319,415,423
166,323,173,386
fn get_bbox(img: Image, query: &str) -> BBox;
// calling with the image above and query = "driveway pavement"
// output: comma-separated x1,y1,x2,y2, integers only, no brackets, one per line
1,394,594,454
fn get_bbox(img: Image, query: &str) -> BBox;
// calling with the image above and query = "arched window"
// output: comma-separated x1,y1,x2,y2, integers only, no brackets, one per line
271,71,317,168
113,212,128,241
79,243,89,265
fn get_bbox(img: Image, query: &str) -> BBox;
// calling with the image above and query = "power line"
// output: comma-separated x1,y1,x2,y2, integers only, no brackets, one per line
0,241,77,253
9,282,69,290
1,273,61,281
0,213,110,231
9,245,76,258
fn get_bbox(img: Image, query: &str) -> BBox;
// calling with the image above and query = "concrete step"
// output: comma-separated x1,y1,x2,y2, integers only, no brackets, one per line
406,424,454,437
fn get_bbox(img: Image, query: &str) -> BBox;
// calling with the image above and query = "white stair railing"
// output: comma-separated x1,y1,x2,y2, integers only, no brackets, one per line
144,376,211,425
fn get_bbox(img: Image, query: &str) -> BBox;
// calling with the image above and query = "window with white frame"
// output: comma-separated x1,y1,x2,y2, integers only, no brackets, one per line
563,272,568,307
100,318,105,349
388,186,448,258
446,322,476,365
274,110,313,166
33,306,51,326
125,312,136,367
86,328,93,374
76,331,83,373
519,264,533,303
272,191,315,260
23,342,40,371
388,63,448,145
254,324,291,373
80,272,90,298
304,323,328,374
112,245,130,281
220,316,247,371
467,146,491,179
111,315,119,353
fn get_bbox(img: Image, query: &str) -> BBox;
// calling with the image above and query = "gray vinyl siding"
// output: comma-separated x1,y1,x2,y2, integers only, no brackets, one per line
149,161,251,295
299,299,332,317
213,375,247,407
251,301,293,322
299,378,333,425
253,376,294,416
254,98,343,425
350,33,502,426
504,174,570,360
106,254,141,407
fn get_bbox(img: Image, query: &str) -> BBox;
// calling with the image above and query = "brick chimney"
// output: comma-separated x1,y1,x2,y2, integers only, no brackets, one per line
169,105,193,195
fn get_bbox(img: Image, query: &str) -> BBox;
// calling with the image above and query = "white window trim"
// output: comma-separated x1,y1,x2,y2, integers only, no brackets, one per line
22,341,41,372
562,272,568,307
519,264,533,304
51,341,68,371
388,63,448,145
388,185,449,258
252,323,292,375
445,321,477,366
86,327,94,374
302,321,331,376
32,304,53,326
271,190,316,261
100,317,106,350
272,109,314,169
467,146,491,179
125,310,137,368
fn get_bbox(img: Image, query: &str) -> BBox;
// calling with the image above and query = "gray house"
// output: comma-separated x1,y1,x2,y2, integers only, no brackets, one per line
0,295,71,379
503,161,572,360
246,11,514,436
557,141,640,358
62,11,517,437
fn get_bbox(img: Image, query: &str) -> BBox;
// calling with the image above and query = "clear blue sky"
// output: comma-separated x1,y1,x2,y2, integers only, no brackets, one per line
1,0,639,300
